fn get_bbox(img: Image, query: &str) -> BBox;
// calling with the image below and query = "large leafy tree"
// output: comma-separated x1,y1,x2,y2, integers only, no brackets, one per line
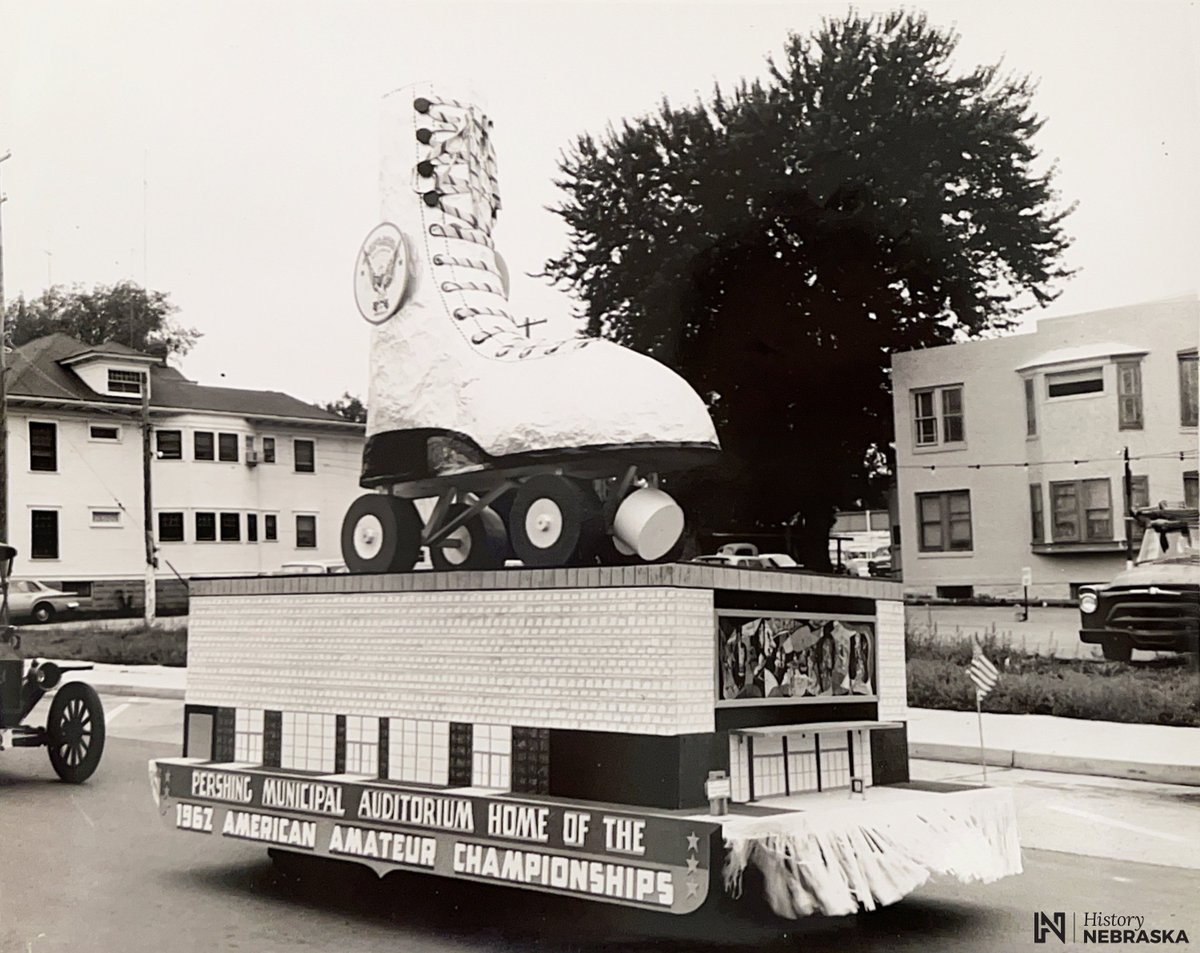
322,392,368,423
5,281,200,360
543,11,1074,567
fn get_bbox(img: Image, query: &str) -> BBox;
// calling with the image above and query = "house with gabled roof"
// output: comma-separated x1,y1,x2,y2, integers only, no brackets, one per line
6,333,365,612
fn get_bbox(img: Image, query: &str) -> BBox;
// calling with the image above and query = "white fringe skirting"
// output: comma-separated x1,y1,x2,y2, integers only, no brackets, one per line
721,787,1022,918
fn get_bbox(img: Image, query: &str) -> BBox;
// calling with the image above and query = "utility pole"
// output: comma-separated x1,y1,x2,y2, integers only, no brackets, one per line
142,385,157,625
0,149,11,547
1123,446,1135,569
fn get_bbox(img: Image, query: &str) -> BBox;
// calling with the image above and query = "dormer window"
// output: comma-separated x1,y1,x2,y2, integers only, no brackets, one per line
108,369,145,396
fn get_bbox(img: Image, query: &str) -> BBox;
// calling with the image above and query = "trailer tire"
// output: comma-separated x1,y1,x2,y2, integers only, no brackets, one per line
47,682,106,783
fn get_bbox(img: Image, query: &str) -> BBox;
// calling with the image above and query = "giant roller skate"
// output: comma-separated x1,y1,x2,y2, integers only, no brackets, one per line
341,83,719,573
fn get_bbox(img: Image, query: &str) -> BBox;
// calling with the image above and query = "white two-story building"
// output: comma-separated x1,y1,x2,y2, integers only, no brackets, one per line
7,333,366,611
891,297,1198,601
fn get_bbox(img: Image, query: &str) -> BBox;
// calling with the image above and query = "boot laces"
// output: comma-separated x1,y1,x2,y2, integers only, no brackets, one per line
415,96,592,361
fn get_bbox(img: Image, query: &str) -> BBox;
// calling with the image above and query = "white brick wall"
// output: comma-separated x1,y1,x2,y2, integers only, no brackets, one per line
875,600,907,720
187,586,717,736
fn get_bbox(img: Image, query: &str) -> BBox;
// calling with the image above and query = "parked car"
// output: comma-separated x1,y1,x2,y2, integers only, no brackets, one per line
6,579,82,624
1078,504,1200,661
277,560,350,575
693,544,801,571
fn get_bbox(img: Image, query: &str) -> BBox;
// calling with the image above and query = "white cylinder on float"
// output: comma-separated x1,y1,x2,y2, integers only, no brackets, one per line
613,487,684,561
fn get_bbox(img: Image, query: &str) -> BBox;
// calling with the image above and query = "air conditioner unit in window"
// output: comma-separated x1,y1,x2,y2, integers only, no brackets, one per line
245,450,259,467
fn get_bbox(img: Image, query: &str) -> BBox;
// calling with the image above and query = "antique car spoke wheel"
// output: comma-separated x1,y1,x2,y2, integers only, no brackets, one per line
47,682,106,783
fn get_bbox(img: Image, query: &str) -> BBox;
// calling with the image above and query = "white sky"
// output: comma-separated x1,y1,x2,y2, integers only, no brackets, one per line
1,0,1197,406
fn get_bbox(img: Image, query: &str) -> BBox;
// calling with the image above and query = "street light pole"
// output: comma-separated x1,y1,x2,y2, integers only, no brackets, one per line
0,149,12,548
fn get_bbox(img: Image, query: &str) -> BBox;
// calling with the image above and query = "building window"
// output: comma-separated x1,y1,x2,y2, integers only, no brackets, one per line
1024,377,1036,436
472,724,512,789
219,513,241,542
234,709,265,764
218,433,239,462
281,712,336,773
247,513,258,542
912,386,964,447
1129,475,1150,511
194,431,215,461
1050,479,1112,542
195,512,217,542
28,422,57,472
917,490,972,552
346,716,381,777
264,514,278,541
1117,361,1143,430
387,719,448,786
31,510,59,559
294,439,315,472
1181,351,1198,427
1185,471,1198,510
1029,485,1044,544
107,369,144,395
262,437,276,463
89,424,120,442
1047,366,1103,398
158,512,185,542
156,430,182,460
90,509,121,527
295,514,317,548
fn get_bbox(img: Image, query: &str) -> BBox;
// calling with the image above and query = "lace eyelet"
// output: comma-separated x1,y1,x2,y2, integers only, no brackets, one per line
414,97,431,114
417,160,435,178
452,308,470,321
423,191,441,208
416,128,433,144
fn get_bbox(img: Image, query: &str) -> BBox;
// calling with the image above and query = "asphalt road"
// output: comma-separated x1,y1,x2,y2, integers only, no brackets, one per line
1,698,1197,953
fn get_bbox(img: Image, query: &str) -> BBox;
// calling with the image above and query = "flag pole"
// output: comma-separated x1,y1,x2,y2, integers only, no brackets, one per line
975,687,987,782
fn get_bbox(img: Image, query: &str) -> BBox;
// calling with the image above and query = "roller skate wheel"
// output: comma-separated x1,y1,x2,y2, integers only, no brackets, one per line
439,525,472,566
614,487,684,561
351,515,385,559
524,499,565,549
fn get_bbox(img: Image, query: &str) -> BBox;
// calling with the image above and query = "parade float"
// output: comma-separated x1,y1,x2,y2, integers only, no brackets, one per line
148,83,1020,921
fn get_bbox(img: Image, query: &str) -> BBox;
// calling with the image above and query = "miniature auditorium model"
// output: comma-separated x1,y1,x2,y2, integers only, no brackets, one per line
341,83,720,573
149,84,1021,924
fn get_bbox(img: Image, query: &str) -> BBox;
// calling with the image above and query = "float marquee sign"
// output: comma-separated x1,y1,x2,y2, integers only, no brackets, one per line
151,760,716,914
717,612,876,704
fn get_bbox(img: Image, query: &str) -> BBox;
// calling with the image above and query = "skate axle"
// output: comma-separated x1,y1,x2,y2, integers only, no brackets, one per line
422,481,515,548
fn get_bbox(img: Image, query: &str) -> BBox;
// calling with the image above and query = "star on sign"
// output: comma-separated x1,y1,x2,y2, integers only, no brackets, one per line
687,880,699,898
687,857,699,873
686,832,700,852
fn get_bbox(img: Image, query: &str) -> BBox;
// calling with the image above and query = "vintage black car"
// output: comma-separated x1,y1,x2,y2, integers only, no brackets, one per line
1078,506,1200,661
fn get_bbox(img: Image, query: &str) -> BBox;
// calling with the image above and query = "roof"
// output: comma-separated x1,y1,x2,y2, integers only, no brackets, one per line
1014,341,1148,372
8,333,357,426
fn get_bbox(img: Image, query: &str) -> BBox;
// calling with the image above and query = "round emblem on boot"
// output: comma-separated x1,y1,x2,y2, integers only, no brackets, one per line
354,222,410,324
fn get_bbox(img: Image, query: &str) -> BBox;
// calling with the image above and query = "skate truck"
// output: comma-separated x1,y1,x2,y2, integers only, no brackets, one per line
339,83,721,574
0,543,107,782
149,564,1020,921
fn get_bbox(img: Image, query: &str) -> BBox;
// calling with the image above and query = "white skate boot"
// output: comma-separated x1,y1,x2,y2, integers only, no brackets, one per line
342,83,719,573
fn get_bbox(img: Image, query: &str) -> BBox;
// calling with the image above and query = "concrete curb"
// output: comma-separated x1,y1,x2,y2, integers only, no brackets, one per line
911,741,1200,787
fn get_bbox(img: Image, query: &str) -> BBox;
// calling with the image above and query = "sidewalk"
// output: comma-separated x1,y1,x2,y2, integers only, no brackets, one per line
59,662,1200,787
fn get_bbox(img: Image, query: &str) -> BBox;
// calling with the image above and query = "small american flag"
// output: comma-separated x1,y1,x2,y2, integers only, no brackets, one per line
967,648,1000,698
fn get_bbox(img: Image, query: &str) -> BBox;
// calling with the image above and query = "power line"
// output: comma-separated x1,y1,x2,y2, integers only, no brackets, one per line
897,448,1197,471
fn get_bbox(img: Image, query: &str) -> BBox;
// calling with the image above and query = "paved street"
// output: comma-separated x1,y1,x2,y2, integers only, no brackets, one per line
0,694,1196,952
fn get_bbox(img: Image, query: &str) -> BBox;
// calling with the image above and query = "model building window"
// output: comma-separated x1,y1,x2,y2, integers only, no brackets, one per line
294,438,315,472
264,514,278,541
219,512,241,542
1024,377,1037,436
31,509,60,559
387,719,447,785
89,424,120,441
1047,366,1103,398
1029,484,1044,544
345,716,380,777
1181,350,1198,427
156,430,182,460
28,422,57,472
107,369,144,395
1117,361,1143,430
1050,479,1112,542
246,513,258,542
917,490,972,552
262,437,276,463
193,431,214,461
912,385,964,447
195,512,217,542
281,712,336,773
295,514,316,548
158,512,185,542
472,723,512,789
234,709,264,764
218,433,239,462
